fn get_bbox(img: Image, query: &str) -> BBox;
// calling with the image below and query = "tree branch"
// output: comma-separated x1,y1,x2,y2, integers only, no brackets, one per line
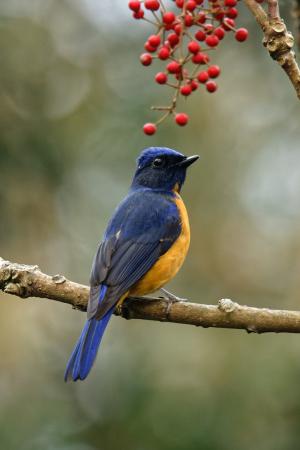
293,0,300,49
244,0,300,99
2,257,300,334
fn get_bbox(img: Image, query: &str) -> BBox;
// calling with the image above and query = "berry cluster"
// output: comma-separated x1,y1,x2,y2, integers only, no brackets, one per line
128,0,249,135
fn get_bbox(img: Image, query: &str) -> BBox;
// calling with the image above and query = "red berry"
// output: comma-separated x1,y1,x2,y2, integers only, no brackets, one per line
222,18,235,30
195,30,206,41
175,68,188,80
184,14,194,26
205,35,219,47
128,1,141,12
158,46,170,60
197,12,206,23
192,53,205,64
144,41,157,52
224,0,237,6
148,34,161,47
133,10,144,19
144,0,160,10
176,0,184,6
163,11,176,24
166,61,181,73
186,0,197,11
168,33,180,47
207,65,220,78
155,72,168,84
143,123,157,135
204,23,214,33
190,80,198,91
192,55,200,65
140,53,152,66
188,41,200,54
214,27,225,39
175,113,189,126
180,85,192,96
235,28,249,41
196,52,210,64
197,71,209,83
174,23,182,35
214,9,225,21
226,7,238,18
206,80,218,92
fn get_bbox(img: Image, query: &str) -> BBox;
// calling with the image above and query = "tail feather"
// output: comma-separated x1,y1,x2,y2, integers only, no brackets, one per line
65,286,113,382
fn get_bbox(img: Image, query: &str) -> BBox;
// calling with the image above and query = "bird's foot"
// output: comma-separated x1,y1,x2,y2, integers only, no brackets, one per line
115,303,123,316
160,288,187,303
160,288,187,320
115,300,131,320
160,288,186,321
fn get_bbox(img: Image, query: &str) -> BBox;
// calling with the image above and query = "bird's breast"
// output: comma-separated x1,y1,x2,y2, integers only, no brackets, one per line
130,193,190,296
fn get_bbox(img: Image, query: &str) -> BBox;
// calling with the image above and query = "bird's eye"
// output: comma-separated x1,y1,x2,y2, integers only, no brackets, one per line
153,157,164,168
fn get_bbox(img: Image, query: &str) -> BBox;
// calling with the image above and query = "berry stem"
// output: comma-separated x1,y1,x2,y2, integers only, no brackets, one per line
158,0,167,13
222,20,236,31
151,106,172,110
151,10,162,24
179,1,187,61
155,110,172,125
142,17,160,26
166,82,180,88
189,64,200,79
184,29,195,41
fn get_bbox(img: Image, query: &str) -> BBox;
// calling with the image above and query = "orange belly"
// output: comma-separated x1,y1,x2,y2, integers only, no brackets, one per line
129,193,190,296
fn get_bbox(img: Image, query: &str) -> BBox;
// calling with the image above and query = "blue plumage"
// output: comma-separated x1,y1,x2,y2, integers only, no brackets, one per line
132,147,189,191
65,147,199,381
64,286,113,381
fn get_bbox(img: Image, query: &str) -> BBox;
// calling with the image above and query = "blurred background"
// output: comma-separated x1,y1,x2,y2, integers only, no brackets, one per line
0,1,300,449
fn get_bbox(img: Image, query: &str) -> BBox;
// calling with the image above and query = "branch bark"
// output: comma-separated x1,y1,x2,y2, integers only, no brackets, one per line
293,0,300,49
244,0,300,99
2,257,300,334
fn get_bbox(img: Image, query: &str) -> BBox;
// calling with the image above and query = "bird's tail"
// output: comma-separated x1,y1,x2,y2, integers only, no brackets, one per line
64,287,113,382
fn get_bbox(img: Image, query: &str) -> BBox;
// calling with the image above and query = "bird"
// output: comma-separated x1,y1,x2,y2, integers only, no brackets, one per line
64,146,199,381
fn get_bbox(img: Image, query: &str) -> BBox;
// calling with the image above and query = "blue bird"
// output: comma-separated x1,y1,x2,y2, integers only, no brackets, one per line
65,147,198,381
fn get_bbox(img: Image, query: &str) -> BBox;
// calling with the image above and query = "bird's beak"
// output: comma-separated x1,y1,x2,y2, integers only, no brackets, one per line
175,155,199,168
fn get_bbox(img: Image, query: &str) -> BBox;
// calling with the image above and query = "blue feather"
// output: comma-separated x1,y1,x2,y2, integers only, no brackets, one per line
64,286,113,381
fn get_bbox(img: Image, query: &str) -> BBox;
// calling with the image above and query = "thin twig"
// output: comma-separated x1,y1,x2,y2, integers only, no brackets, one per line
268,0,280,20
2,257,300,334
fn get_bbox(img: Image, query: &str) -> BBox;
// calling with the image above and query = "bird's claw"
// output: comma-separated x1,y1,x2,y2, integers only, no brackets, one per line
160,288,187,303
115,301,132,320
115,303,123,316
160,288,187,320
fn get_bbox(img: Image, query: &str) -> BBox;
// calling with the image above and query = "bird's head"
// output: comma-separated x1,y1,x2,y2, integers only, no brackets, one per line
131,147,199,193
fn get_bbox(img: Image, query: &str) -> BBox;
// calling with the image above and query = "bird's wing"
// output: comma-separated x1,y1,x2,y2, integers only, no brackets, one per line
88,190,181,320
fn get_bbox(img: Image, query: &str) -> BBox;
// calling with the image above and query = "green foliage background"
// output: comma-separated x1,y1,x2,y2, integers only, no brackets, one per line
0,1,299,449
